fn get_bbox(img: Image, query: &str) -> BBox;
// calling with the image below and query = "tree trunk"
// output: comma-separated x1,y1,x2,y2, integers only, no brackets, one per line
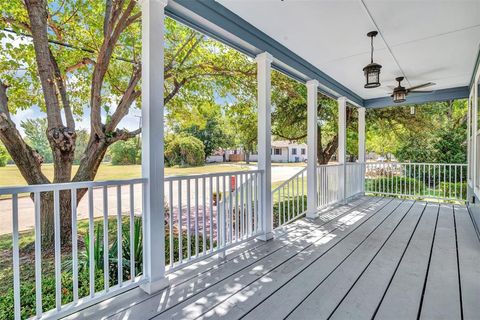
38,190,73,248
245,152,250,164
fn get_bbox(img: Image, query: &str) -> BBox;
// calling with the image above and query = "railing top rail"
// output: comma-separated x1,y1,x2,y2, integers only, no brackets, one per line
316,163,343,168
0,178,147,195
366,162,467,166
272,167,306,193
164,169,263,181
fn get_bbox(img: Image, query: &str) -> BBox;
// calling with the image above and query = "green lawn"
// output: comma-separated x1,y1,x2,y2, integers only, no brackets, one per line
0,163,252,187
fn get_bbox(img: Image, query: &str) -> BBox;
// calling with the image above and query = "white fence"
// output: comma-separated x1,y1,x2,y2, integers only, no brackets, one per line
164,170,264,271
317,164,344,209
365,162,467,201
346,163,364,198
0,179,147,320
271,168,307,228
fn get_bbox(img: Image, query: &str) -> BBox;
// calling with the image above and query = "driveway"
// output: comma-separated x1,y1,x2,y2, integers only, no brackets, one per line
0,165,305,235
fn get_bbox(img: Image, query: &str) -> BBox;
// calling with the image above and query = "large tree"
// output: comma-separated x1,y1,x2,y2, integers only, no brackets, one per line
271,70,357,164
0,1,253,246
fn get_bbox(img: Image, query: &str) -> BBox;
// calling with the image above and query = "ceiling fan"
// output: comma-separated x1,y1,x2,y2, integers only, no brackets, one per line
390,76,435,103
389,77,435,114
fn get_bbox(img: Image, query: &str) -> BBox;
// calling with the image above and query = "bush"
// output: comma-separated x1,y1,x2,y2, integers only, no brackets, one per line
365,176,426,195
109,138,141,165
165,135,205,167
439,182,467,200
0,144,8,167
273,195,307,228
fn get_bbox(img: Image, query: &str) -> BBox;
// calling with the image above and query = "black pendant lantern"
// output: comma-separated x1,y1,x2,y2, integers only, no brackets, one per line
363,31,382,88
392,77,407,103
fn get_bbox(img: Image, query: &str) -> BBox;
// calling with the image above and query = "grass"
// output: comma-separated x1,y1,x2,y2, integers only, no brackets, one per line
0,162,252,200
0,163,252,188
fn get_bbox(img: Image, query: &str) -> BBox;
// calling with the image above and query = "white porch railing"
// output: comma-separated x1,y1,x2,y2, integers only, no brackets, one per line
346,162,365,198
0,179,147,320
164,170,264,271
272,168,307,228
365,162,467,201
317,164,344,208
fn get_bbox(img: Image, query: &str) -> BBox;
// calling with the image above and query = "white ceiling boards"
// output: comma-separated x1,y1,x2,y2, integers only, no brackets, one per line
217,0,480,100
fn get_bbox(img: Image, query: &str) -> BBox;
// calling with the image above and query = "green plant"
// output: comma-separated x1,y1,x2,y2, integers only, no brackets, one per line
0,144,8,167
365,176,427,195
165,135,205,167
439,182,467,200
273,195,307,228
109,138,141,165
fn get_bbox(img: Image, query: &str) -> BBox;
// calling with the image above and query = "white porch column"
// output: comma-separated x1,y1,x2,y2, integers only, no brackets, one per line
338,97,347,202
358,107,366,194
140,0,169,293
256,52,274,241
306,80,319,219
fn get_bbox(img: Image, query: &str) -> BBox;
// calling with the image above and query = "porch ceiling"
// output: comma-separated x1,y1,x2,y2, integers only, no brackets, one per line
168,0,480,108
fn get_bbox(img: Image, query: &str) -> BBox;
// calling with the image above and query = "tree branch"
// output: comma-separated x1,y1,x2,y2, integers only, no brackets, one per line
65,57,95,73
24,0,63,130
0,82,50,185
106,65,141,132
49,48,75,129
90,0,137,138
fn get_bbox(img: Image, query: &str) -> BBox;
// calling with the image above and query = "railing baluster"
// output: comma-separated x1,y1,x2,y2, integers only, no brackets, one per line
209,176,214,252
88,187,95,296
202,177,207,254
53,189,61,310
129,184,135,280
186,179,191,260
178,181,183,264
169,181,174,267
216,176,221,249
235,174,239,240
102,186,109,292
222,175,227,244
116,185,122,286
195,178,199,257
12,194,21,320
34,192,43,317
459,165,462,200
229,175,234,242
238,175,243,239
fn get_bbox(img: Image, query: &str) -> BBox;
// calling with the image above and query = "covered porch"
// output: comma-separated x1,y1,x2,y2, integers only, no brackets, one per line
2,0,480,319
67,196,480,320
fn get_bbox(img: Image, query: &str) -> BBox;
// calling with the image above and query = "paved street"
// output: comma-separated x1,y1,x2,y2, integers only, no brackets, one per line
0,165,304,235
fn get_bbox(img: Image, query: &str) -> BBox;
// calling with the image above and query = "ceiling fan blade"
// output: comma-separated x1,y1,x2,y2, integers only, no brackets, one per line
409,90,433,93
407,82,435,91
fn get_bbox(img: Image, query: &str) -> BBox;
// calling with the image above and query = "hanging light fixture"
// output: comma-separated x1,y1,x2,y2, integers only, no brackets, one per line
363,31,382,88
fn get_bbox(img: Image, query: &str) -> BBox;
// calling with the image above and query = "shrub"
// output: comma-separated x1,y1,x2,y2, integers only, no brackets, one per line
439,182,467,200
0,144,8,167
109,138,141,165
165,135,205,167
365,176,426,195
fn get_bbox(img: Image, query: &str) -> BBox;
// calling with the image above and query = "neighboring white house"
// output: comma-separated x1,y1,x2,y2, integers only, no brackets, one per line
250,140,307,163
207,141,307,163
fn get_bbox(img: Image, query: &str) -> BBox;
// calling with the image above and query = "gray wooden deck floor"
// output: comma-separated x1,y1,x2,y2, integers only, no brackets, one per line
66,196,480,320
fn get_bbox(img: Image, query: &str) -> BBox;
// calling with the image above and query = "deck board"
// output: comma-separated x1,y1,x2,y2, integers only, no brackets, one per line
151,198,393,320
454,205,480,320
65,197,479,320
420,204,462,320
373,203,439,320
106,197,383,320
329,201,427,320
199,199,401,320
285,200,417,320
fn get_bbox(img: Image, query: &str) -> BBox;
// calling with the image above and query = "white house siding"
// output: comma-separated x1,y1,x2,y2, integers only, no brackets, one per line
250,145,306,163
